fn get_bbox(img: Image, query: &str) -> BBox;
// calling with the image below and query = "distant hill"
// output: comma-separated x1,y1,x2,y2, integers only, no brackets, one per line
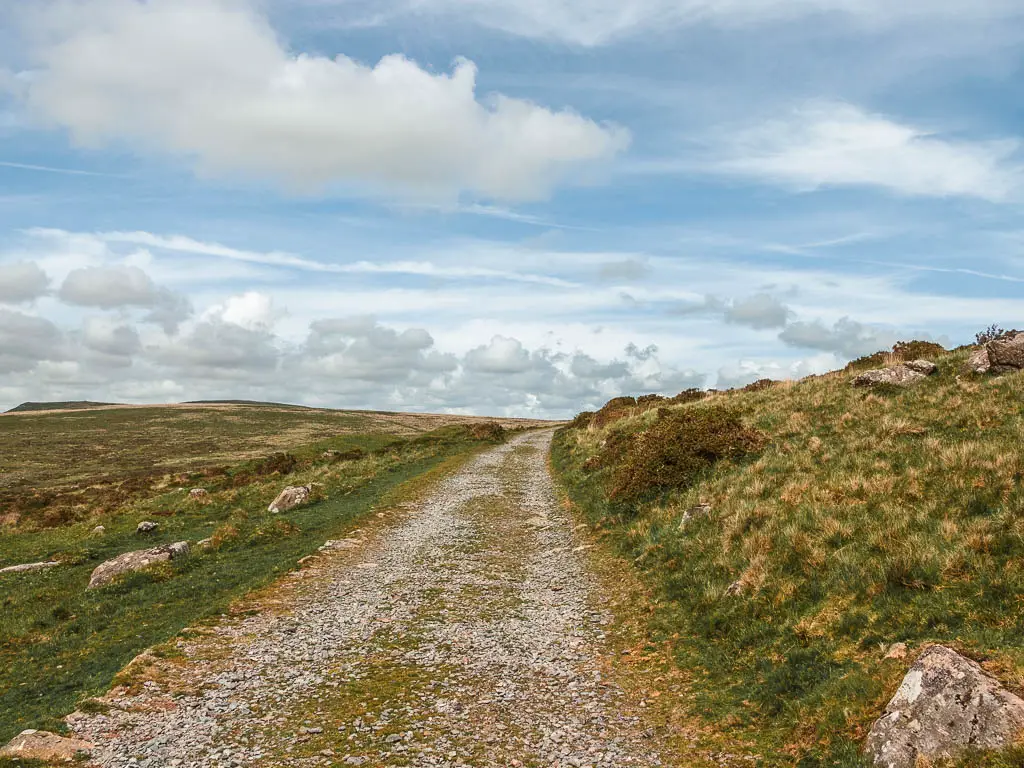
184,399,319,410
6,401,117,413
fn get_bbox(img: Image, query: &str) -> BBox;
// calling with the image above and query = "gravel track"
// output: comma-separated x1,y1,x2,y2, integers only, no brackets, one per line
70,430,668,767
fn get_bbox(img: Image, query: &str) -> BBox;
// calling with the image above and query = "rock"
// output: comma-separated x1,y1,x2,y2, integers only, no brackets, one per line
968,347,992,374
852,365,928,388
725,580,744,596
987,332,1024,374
903,359,938,376
197,537,214,549
91,525,106,535
87,542,190,589
136,520,159,534
679,503,711,529
189,488,209,500
268,485,311,513
865,645,1024,768
0,561,60,575
0,729,93,763
883,642,908,660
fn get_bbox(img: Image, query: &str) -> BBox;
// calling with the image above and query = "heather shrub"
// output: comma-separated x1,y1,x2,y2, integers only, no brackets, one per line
607,406,763,503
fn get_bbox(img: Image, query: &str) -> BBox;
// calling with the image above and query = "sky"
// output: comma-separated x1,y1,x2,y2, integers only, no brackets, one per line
0,0,1022,418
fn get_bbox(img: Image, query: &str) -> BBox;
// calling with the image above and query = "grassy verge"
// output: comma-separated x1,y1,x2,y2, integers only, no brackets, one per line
551,347,1024,767
0,425,506,744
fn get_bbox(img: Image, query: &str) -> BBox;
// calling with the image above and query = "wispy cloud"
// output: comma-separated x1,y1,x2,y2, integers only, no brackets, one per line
89,230,580,287
0,160,115,177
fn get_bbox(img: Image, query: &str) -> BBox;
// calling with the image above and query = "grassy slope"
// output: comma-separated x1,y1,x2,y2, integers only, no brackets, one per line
0,415,507,743
552,348,1024,767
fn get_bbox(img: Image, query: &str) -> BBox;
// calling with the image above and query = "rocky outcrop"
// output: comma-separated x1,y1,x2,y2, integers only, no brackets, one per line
987,333,1024,373
0,561,60,575
87,542,190,589
268,485,311,513
136,521,159,534
967,332,1024,375
853,363,934,388
865,645,1024,768
0,729,93,762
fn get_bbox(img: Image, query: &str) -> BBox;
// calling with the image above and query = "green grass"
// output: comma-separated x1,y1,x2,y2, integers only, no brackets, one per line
0,420,508,744
0,402,548,528
552,346,1024,767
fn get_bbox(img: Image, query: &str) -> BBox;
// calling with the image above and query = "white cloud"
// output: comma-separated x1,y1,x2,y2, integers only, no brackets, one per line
710,102,1022,200
13,0,628,202
346,0,1024,46
204,291,281,330
777,316,900,358
724,293,792,329
57,264,193,331
464,336,534,374
81,316,142,357
0,261,50,303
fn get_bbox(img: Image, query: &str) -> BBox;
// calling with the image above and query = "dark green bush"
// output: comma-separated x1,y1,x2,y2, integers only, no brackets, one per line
892,339,946,360
607,406,763,503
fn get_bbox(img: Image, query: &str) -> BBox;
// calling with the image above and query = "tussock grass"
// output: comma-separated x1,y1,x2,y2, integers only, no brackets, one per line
553,347,1024,766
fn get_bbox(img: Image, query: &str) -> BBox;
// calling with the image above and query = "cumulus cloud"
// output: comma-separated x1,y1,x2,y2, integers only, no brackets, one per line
204,292,281,331
58,265,192,332
13,0,628,202
725,292,791,329
0,309,64,374
464,336,534,374
711,102,1023,200
778,316,900,358
0,261,50,303
153,321,281,377
80,316,142,358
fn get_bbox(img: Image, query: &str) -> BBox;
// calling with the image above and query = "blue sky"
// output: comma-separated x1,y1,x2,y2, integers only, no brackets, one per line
0,0,1022,417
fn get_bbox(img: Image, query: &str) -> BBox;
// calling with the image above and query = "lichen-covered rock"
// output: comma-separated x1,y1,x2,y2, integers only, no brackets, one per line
968,347,992,374
0,729,93,762
87,542,190,589
987,332,1024,373
903,359,938,376
136,520,159,534
268,485,311,513
865,645,1024,768
189,488,209,500
679,502,712,529
0,561,60,575
852,365,927,388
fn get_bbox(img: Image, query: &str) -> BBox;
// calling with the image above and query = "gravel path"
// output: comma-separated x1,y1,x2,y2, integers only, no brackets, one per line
70,430,668,767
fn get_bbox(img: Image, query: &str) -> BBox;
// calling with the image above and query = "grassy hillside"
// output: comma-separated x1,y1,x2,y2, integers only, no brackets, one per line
552,346,1024,767
0,421,509,743
0,402,550,528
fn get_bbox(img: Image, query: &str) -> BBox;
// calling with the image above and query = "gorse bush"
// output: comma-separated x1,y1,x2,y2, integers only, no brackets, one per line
607,406,763,503
845,339,948,373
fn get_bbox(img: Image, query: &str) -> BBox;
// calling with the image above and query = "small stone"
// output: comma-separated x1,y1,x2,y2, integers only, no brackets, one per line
268,486,311,513
903,359,937,376
884,642,908,660
92,525,106,535
852,365,928,388
0,729,93,763
136,521,159,534
0,561,60,575
189,488,209,500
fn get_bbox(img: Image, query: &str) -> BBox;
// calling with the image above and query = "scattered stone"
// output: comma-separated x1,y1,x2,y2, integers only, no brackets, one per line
725,580,744,596
87,542,190,589
197,537,213,549
0,729,93,763
189,488,209,500
865,645,1024,768
679,502,711,528
136,521,159,534
268,485,311,513
852,365,928,388
883,642,908,660
968,347,992,374
0,561,60,575
987,332,1024,374
902,359,938,376
92,525,106,535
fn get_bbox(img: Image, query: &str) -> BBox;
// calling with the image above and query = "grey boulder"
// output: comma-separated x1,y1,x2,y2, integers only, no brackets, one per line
987,332,1024,373
852,365,928,388
87,542,190,589
136,520,159,534
268,485,311,513
865,645,1024,768
903,359,938,375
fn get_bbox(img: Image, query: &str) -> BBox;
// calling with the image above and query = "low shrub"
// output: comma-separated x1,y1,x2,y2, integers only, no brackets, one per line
248,519,300,545
892,339,946,360
742,378,777,393
468,421,507,442
668,388,709,405
607,406,764,504
592,396,638,428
